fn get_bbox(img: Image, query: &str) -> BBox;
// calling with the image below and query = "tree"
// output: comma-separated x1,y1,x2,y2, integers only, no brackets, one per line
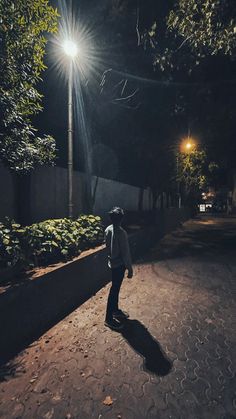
177,149,207,191
177,148,219,206
142,0,235,73
138,0,236,196
168,0,236,58
0,0,58,172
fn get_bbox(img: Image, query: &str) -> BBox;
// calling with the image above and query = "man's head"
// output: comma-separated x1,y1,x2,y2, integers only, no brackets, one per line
108,206,124,226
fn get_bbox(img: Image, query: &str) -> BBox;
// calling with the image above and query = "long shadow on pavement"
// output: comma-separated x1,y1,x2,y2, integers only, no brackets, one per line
0,289,103,380
120,319,172,376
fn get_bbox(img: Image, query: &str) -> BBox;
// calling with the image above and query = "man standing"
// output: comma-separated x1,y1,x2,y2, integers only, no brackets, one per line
104,207,133,331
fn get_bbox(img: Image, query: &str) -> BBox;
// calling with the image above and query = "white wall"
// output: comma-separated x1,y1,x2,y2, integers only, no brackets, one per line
92,176,151,214
0,164,16,221
30,167,85,221
232,170,236,212
31,168,154,221
0,164,154,222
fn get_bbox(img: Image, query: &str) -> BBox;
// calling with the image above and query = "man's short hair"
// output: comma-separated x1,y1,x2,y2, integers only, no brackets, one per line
108,206,124,223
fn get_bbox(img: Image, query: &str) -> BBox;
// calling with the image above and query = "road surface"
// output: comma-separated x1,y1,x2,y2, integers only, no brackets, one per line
0,216,235,419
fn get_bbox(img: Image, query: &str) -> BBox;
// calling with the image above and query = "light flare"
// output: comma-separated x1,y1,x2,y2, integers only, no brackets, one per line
49,0,104,84
62,40,78,58
180,137,196,153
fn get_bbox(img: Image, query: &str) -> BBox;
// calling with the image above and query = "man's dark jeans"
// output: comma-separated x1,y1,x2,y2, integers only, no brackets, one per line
105,265,126,321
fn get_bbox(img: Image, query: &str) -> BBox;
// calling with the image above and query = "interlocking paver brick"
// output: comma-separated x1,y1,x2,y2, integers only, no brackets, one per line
0,215,236,419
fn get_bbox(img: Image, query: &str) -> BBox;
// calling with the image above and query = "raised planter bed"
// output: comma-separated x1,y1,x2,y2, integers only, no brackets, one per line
0,264,22,284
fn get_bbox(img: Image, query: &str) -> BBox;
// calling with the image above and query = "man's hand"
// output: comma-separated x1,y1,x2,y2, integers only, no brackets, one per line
127,268,133,278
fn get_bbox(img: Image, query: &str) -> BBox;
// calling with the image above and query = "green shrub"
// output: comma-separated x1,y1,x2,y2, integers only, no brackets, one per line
0,218,25,269
74,215,104,250
24,215,104,265
0,215,104,270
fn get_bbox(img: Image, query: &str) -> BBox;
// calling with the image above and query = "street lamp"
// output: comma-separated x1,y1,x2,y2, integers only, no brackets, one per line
181,137,196,153
62,39,78,218
63,40,78,58
176,153,181,208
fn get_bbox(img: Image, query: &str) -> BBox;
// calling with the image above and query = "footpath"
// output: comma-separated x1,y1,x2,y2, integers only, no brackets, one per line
0,216,235,419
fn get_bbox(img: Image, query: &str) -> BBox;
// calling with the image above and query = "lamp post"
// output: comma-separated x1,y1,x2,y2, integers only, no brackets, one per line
176,153,181,208
62,40,78,218
177,137,196,208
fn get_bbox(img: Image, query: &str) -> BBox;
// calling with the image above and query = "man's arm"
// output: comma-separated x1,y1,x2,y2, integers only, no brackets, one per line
105,228,111,253
119,230,133,277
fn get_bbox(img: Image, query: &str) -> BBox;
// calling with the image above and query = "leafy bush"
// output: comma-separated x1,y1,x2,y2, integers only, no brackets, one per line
24,215,104,265
0,215,104,270
0,218,25,269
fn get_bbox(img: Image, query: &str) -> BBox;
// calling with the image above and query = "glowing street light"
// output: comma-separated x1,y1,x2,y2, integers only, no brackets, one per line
185,141,193,150
62,38,78,218
62,39,78,58
181,138,196,153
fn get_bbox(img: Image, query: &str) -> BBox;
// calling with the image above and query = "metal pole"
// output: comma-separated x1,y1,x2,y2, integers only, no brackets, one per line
177,153,181,208
68,61,73,218
178,187,181,208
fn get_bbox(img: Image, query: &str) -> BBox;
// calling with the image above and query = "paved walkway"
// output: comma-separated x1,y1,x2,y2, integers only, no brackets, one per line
0,216,236,419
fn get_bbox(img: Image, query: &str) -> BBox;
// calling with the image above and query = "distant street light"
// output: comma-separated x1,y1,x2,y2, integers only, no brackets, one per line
185,141,193,150
62,39,78,218
181,137,196,153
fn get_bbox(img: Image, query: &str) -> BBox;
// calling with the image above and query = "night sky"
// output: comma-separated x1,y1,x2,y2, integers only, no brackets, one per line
35,0,236,188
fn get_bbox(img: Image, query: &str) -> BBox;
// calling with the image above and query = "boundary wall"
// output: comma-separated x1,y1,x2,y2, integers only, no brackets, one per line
0,165,153,223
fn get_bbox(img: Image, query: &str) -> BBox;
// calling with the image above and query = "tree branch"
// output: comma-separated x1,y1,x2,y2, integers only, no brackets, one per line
136,2,141,46
121,79,128,96
176,34,194,51
114,88,139,101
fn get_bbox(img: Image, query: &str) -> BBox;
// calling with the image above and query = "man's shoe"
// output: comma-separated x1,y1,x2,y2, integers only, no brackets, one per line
113,309,129,320
104,318,124,331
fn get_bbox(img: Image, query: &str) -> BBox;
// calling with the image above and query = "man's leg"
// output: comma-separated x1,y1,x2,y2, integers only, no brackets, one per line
105,265,125,322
